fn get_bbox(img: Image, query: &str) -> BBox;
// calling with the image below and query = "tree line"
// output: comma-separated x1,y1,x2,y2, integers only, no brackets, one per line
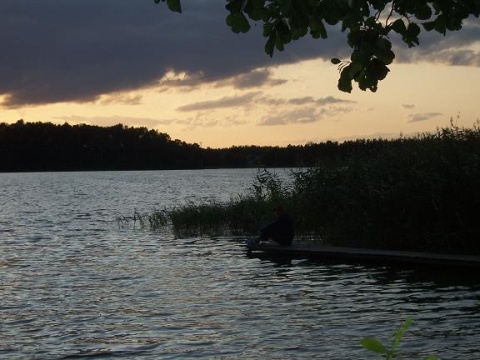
0,120,402,172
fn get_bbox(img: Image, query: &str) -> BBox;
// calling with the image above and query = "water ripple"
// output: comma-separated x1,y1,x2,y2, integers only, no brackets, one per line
1,171,480,359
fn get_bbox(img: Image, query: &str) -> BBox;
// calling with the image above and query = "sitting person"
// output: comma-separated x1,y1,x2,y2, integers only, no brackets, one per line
247,204,294,246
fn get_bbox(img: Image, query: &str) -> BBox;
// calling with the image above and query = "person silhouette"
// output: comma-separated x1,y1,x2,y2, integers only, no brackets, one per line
247,204,294,246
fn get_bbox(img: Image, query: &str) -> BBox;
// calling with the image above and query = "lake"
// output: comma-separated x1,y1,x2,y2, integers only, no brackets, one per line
1,169,479,359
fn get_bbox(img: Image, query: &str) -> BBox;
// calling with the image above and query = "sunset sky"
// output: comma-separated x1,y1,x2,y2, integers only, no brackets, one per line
1,1,480,148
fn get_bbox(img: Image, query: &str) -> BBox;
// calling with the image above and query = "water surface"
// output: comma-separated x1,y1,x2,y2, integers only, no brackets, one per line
1,170,479,359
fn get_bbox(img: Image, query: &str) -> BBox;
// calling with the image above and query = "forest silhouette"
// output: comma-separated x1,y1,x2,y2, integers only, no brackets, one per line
1,120,377,172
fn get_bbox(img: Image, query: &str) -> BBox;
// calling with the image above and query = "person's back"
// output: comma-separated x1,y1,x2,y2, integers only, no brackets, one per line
259,205,294,246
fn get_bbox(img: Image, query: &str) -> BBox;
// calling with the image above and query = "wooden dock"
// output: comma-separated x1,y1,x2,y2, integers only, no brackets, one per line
245,243,480,268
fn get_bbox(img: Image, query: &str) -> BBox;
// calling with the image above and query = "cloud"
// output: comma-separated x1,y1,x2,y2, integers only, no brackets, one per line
177,115,219,128
231,69,288,89
175,113,246,129
259,104,355,126
177,91,261,112
407,112,443,123
316,96,356,106
1,1,479,108
99,93,143,105
394,21,480,65
402,104,415,109
264,95,354,107
403,47,480,66
260,107,324,125
161,68,288,91
0,1,341,108
177,92,355,116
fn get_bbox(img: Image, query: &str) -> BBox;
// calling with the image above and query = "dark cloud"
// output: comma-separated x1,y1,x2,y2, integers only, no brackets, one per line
315,96,356,106
288,96,316,105
0,0,342,108
265,95,354,107
407,112,443,123
177,92,355,115
260,107,325,125
1,1,479,108
394,20,480,65
232,69,280,89
177,91,261,112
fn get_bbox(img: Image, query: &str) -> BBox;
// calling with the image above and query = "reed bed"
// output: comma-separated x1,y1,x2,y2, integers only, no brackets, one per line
134,123,480,255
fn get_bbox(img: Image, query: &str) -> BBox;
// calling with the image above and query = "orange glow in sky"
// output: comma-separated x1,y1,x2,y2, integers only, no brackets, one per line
2,60,478,148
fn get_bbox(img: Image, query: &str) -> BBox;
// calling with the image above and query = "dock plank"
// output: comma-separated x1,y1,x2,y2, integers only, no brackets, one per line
245,243,480,267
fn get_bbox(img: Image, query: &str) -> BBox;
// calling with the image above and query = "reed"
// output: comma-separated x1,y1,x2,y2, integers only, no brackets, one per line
137,123,480,254
288,122,480,254
118,208,169,230
147,169,293,237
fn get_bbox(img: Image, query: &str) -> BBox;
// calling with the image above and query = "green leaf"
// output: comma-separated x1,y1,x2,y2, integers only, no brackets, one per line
474,0,480,15
373,45,395,65
357,69,378,91
350,48,369,63
433,16,447,34
226,12,251,33
265,37,275,56
338,66,353,93
415,3,432,20
392,318,413,351
377,37,392,51
348,61,363,79
422,21,436,31
361,337,388,354
390,19,406,35
446,16,463,31
309,18,327,39
374,38,394,64
225,1,242,12
250,8,269,21
291,26,308,40
370,0,386,11
404,22,421,46
275,33,286,51
166,0,182,13
252,0,265,7
277,21,292,44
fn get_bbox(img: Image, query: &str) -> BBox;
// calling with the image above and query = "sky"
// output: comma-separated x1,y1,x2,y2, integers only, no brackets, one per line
1,1,480,148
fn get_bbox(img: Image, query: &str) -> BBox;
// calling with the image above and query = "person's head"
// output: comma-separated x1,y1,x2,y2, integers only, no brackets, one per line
273,204,285,217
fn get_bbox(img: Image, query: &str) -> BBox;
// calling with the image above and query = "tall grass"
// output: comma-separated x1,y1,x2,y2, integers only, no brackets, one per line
288,122,480,254
136,123,480,254
134,169,292,238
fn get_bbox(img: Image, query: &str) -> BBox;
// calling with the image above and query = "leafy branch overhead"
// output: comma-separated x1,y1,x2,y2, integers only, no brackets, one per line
154,0,480,93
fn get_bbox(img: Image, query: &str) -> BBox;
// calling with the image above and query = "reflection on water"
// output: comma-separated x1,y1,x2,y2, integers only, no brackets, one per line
1,170,480,359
